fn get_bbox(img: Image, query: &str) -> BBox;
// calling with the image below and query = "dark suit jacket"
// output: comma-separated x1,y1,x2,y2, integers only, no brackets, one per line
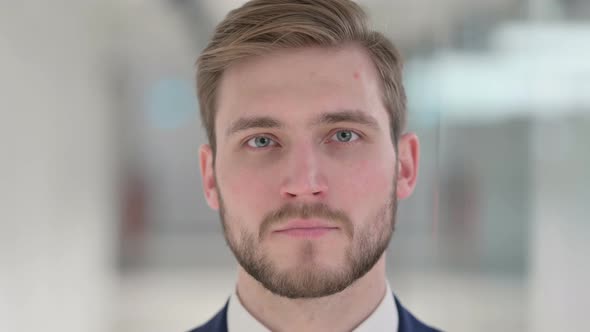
188,295,441,332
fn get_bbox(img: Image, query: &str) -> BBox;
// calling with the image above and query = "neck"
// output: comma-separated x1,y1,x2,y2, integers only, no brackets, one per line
235,255,387,332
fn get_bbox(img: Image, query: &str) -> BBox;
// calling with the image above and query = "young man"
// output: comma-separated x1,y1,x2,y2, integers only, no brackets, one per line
191,0,439,331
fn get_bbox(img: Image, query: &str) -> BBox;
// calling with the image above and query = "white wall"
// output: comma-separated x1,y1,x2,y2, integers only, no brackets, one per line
529,117,590,331
0,2,116,331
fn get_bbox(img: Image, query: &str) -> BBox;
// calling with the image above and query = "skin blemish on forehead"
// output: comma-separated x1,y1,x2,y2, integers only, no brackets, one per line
353,71,359,79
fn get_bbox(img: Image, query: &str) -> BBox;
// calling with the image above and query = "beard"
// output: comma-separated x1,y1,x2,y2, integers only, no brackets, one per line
217,180,397,299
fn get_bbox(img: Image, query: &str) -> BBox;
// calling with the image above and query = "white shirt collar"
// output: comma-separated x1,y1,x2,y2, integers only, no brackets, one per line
227,281,398,332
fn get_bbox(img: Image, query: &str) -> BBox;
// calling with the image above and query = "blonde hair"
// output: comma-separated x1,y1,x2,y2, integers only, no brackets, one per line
196,0,406,153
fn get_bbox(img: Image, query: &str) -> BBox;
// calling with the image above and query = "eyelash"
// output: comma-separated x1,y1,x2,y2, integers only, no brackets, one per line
243,129,363,150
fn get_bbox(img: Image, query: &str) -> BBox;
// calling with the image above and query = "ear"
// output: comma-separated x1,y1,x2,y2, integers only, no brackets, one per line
396,132,420,200
199,144,220,210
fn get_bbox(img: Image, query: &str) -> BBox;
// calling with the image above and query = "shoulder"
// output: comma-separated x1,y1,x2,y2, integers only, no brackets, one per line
186,301,229,332
394,295,443,332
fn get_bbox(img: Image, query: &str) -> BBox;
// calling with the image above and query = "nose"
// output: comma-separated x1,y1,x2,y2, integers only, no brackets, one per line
279,143,328,201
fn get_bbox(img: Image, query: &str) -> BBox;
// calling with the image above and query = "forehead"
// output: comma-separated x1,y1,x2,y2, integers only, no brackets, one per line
215,44,386,132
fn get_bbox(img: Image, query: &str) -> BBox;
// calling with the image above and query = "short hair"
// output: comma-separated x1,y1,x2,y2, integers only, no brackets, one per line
196,0,406,153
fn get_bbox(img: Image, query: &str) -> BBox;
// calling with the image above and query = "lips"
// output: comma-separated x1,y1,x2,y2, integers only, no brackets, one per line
273,219,339,237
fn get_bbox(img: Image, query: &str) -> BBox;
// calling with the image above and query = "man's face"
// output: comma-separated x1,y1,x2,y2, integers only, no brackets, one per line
201,45,403,298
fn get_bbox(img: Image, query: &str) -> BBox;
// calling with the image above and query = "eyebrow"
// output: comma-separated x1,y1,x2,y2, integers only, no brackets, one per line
225,116,284,138
225,109,380,138
309,110,380,130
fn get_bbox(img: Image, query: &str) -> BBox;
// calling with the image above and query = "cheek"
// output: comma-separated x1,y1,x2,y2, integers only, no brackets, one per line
217,160,278,217
332,154,395,210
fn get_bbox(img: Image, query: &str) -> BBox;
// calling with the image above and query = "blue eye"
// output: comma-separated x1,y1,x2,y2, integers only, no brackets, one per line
246,136,277,148
331,130,359,143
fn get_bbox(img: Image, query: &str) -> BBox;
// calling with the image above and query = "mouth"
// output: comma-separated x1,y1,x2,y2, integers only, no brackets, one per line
273,219,340,238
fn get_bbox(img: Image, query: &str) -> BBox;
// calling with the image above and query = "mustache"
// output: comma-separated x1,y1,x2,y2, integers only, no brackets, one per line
259,202,353,239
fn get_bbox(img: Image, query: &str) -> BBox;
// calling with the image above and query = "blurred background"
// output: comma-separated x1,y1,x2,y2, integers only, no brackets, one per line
1,0,589,331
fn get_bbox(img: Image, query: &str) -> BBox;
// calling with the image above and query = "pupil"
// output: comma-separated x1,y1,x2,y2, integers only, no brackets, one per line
339,131,351,141
257,137,268,146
